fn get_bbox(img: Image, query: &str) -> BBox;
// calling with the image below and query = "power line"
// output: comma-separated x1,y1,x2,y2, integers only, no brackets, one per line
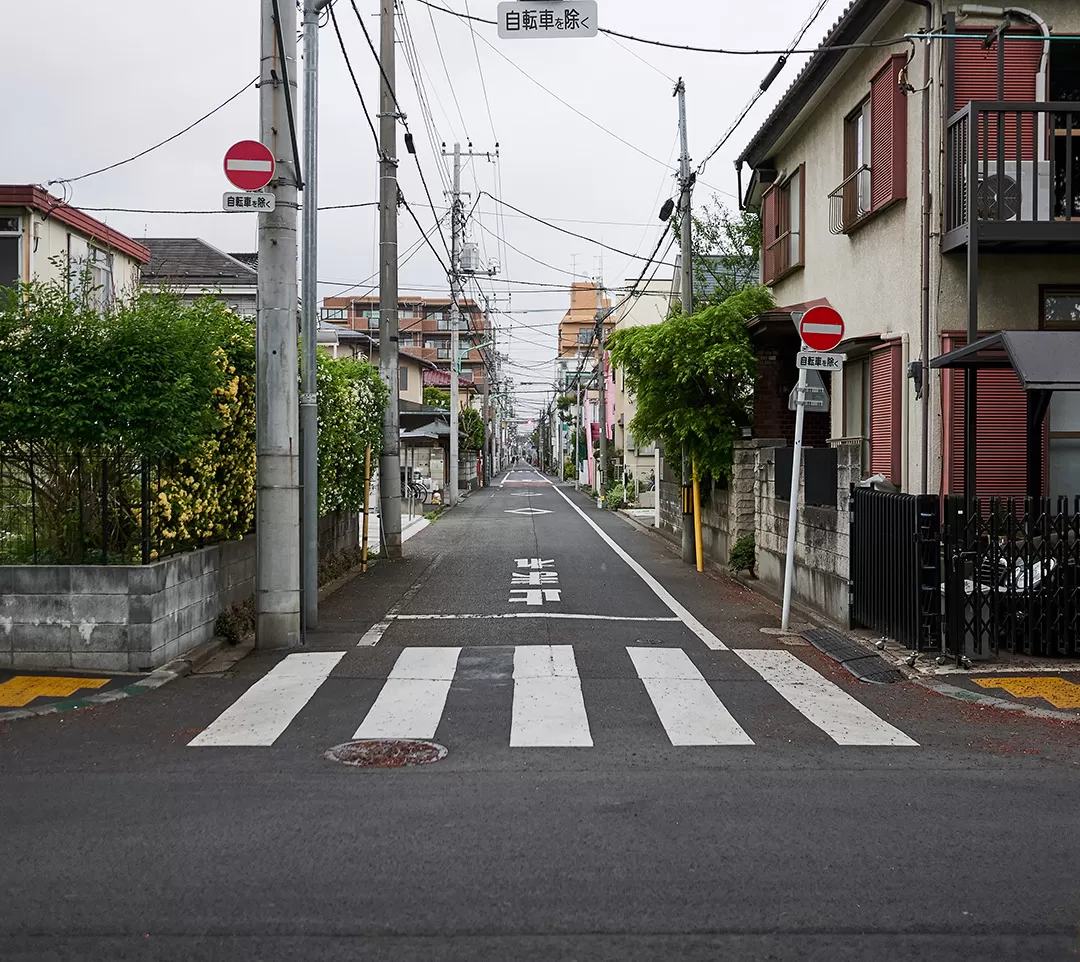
72,202,379,215
328,2,381,153
482,192,677,269
48,77,257,188
424,0,471,140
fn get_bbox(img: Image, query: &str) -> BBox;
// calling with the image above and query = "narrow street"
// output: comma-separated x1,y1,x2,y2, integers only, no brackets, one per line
3,466,1079,961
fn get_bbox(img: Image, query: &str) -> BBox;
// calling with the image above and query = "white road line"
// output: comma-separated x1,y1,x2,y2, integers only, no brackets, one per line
627,648,754,746
511,645,592,747
735,648,918,747
358,557,442,646
358,617,394,647
188,651,345,747
353,647,461,739
550,484,727,650
393,612,681,622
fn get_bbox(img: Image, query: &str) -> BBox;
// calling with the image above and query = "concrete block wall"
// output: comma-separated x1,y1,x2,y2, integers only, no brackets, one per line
754,443,861,626
318,511,360,562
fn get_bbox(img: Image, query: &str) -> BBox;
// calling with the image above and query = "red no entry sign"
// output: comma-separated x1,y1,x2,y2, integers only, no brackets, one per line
223,140,275,191
799,306,845,352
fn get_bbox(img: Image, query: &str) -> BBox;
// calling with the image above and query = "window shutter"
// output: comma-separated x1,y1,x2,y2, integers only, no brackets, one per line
941,333,1039,498
952,30,1041,161
869,344,902,483
869,55,907,210
761,183,780,284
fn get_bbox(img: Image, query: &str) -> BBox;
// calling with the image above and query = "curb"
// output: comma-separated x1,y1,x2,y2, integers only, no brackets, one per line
0,636,229,724
911,674,1080,724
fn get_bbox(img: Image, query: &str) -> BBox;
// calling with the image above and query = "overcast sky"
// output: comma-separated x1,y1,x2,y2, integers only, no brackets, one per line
4,0,835,418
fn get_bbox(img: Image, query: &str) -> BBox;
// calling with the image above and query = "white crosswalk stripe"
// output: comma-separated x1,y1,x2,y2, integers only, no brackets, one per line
188,646,917,750
188,651,345,747
353,647,461,739
628,647,754,746
511,645,592,747
734,648,919,746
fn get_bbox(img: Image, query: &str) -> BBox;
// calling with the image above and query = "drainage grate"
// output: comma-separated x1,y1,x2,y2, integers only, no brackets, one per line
803,628,904,685
324,739,448,768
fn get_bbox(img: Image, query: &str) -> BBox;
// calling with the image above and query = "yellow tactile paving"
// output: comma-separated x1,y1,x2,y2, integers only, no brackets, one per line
0,675,111,708
972,676,1080,710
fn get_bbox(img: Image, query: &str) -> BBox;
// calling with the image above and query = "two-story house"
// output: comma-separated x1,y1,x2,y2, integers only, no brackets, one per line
0,185,149,303
736,0,1080,501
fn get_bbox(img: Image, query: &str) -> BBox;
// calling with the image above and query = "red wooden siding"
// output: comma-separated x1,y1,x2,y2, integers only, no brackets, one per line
869,55,907,210
869,344,902,484
762,184,780,284
953,29,1041,161
940,333,1042,498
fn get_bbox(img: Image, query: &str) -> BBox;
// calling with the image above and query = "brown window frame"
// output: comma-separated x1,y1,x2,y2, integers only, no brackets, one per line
842,99,872,229
762,164,805,285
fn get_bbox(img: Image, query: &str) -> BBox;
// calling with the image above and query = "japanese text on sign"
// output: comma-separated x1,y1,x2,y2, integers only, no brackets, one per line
222,192,275,212
497,1,599,38
796,351,844,372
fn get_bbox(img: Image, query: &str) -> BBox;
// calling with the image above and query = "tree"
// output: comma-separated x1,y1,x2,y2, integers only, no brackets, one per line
458,406,484,450
608,286,773,482
423,386,450,409
674,196,761,311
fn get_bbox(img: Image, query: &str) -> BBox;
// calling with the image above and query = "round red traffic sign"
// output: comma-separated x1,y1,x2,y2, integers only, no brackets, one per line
223,140,275,191
799,306,845,352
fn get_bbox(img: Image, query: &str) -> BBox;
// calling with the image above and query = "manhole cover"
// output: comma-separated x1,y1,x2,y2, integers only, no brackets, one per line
324,739,448,768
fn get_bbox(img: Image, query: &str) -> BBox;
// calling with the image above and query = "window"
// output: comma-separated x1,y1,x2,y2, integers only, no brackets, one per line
761,165,803,284
459,366,474,382
399,365,408,391
866,55,907,211
0,215,20,290
399,333,415,347
843,356,871,474
437,347,452,360
362,309,380,330
1041,287,1080,329
843,99,872,222
869,345,902,484
89,248,113,309
437,314,451,331
322,307,346,321
577,328,595,345
424,338,440,350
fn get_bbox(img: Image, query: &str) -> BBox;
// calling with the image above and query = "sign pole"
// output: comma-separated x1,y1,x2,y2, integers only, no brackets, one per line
781,364,808,631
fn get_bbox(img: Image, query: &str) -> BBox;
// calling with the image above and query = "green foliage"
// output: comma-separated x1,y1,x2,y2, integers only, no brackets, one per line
458,406,484,450
317,351,388,515
608,286,772,482
729,534,756,575
563,459,577,481
424,386,450,409
673,197,761,311
556,394,576,423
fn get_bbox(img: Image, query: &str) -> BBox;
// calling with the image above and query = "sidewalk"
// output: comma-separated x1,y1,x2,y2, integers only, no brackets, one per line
365,512,430,557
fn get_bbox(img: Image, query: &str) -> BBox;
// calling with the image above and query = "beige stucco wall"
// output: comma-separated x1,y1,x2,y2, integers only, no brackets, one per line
762,0,1080,494
27,210,142,299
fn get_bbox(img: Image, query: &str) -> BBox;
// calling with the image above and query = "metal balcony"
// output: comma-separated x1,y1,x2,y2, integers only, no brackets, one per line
828,165,871,234
943,101,1080,252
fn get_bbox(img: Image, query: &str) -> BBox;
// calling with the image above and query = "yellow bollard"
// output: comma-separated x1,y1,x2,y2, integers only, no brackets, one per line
692,457,704,573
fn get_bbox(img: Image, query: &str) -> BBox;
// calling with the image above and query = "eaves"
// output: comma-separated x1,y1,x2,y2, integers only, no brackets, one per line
735,0,899,175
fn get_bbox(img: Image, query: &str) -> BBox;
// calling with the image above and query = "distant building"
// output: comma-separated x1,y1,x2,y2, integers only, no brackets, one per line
0,185,149,305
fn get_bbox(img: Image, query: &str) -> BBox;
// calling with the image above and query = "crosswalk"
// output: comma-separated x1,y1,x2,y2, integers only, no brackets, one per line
188,645,918,750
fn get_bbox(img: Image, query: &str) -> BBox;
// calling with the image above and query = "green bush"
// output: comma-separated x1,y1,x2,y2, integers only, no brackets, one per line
563,460,577,481
729,534,756,575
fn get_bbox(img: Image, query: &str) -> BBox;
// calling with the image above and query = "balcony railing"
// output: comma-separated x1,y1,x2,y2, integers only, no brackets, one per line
945,101,1080,246
828,165,871,234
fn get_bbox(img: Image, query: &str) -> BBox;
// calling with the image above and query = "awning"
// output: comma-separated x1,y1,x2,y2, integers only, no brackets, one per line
401,420,451,440
930,331,1080,392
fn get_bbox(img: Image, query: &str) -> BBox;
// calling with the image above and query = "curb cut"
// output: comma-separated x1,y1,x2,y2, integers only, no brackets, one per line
912,674,1080,724
0,636,229,725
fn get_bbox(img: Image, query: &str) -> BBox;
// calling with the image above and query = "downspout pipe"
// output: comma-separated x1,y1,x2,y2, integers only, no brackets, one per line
905,0,933,495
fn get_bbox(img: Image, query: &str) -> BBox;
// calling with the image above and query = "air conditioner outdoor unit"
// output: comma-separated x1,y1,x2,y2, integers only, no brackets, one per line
976,160,1051,221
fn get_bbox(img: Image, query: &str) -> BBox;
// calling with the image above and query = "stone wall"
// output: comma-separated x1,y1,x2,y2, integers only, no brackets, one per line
753,442,860,626
1,511,361,673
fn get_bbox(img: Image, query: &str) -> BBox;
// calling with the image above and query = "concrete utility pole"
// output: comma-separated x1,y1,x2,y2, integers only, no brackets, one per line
448,143,463,506
676,77,696,566
256,0,301,648
378,0,402,559
300,0,330,631
595,281,608,492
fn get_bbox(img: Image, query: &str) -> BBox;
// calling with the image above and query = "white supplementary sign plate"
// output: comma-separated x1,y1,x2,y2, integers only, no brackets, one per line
223,191,275,212
497,1,598,38
796,351,844,372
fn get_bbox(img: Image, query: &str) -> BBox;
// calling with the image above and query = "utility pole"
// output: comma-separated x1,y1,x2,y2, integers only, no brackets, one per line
256,0,301,648
676,77,696,566
442,141,496,505
378,0,402,559
300,0,330,631
595,281,608,492
575,376,582,491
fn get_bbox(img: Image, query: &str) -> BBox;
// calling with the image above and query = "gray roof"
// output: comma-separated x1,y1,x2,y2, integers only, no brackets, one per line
736,0,888,174
141,238,258,287
930,331,1080,391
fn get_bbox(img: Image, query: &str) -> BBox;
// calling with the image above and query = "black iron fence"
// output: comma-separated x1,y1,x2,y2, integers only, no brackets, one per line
850,487,941,650
942,496,1080,659
0,446,204,565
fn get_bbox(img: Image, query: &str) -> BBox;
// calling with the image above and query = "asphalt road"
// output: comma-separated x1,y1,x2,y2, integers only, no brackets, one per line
3,464,1080,962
